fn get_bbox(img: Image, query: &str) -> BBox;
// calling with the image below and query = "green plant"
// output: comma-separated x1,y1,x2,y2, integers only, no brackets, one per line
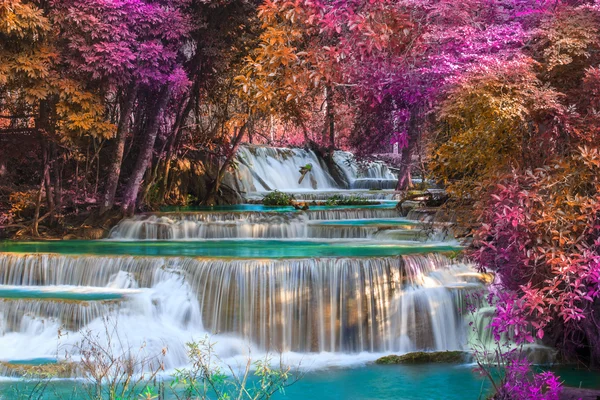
71,317,166,400
170,337,300,400
323,195,376,206
262,190,295,206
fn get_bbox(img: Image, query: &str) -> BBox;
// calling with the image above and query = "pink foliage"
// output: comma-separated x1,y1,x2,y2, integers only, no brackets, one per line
473,160,600,363
52,0,190,89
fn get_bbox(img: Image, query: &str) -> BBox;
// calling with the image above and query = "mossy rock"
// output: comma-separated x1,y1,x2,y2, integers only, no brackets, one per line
0,361,78,378
375,351,467,365
79,227,107,240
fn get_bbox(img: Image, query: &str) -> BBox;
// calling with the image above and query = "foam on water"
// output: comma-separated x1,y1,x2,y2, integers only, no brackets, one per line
235,146,397,193
0,146,481,382
0,252,479,374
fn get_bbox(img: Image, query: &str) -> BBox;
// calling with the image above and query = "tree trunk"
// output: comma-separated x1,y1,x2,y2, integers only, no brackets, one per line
396,108,420,191
99,84,137,215
204,123,248,206
36,102,55,212
43,145,55,212
52,144,62,210
161,94,193,200
120,85,170,216
324,84,335,165
32,163,48,237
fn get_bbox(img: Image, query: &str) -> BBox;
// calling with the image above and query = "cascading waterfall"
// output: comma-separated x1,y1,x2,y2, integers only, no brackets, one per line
109,213,309,239
333,151,398,190
0,251,480,372
109,209,408,239
236,146,338,192
245,191,404,202
0,147,484,385
235,145,397,193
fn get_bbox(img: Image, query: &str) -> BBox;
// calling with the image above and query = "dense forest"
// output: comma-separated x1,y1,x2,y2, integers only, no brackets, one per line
2,1,600,397
1,0,598,225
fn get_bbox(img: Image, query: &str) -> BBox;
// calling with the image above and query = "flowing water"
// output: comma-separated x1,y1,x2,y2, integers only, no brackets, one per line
235,146,398,195
0,147,569,398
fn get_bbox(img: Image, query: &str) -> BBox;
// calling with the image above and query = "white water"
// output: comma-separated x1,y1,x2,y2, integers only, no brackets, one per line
236,146,397,193
0,252,479,374
109,212,433,240
108,209,416,239
236,146,338,192
0,147,480,381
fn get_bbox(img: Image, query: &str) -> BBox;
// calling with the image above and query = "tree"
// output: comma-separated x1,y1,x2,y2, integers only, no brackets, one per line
430,57,566,199
51,0,191,215
473,148,600,365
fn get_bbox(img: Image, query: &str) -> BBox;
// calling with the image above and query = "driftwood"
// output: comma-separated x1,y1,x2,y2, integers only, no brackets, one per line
298,163,313,185
396,190,449,211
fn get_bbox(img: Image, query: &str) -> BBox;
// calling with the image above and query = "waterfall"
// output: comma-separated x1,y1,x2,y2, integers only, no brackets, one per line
109,209,405,239
333,151,398,190
0,252,478,370
248,192,404,201
0,144,490,384
236,146,338,192
235,146,397,193
109,213,309,239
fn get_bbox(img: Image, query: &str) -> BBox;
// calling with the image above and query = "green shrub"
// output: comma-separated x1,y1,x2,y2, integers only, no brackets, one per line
323,195,377,206
262,190,295,206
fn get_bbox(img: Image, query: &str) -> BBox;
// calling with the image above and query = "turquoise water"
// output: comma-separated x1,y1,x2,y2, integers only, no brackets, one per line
276,364,491,400
315,218,420,226
2,364,598,399
4,358,57,366
0,364,491,399
0,286,127,301
0,240,460,259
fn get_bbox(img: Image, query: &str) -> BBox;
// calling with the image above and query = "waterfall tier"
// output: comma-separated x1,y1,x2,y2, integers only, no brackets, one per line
235,146,397,193
108,211,428,240
244,191,404,202
0,252,479,370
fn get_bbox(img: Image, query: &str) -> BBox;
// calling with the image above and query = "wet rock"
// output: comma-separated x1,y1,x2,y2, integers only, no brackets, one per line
375,351,468,364
0,361,78,378
79,227,107,240
559,387,600,400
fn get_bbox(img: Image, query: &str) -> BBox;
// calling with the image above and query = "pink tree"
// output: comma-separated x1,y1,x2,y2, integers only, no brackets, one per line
308,0,548,188
52,0,190,214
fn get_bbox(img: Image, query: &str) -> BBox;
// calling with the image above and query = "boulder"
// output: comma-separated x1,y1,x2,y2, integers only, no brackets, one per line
375,351,468,364
560,387,600,400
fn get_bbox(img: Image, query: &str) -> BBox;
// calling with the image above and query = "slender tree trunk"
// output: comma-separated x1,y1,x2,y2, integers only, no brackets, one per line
301,123,309,143
396,108,420,191
99,84,138,215
324,84,335,165
43,146,55,212
161,94,193,200
31,162,49,237
52,145,62,210
121,85,171,216
204,123,248,206
36,103,55,212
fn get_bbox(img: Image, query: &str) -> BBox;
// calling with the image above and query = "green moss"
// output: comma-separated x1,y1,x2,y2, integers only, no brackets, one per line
321,195,379,206
375,351,467,365
262,190,295,206
0,361,78,378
